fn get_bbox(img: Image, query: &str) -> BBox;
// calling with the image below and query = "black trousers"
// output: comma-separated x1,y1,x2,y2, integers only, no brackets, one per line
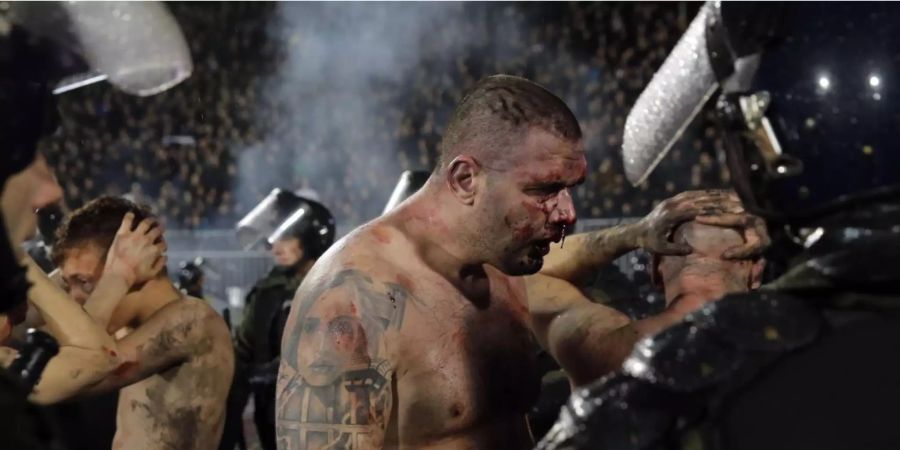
252,383,277,450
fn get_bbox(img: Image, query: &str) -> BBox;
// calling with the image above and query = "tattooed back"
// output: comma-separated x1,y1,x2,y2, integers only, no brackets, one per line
277,220,541,450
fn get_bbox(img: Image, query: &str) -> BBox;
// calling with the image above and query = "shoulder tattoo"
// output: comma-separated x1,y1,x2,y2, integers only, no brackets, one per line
276,269,417,449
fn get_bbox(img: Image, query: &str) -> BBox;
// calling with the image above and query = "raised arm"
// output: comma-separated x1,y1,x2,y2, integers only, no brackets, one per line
528,191,768,386
22,256,118,351
18,256,152,404
84,212,166,331
11,214,166,404
539,190,753,285
276,267,411,450
79,297,230,394
537,223,642,286
525,273,712,387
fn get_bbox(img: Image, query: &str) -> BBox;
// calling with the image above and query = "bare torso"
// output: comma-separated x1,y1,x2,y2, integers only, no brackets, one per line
278,222,541,450
390,262,539,449
111,300,234,450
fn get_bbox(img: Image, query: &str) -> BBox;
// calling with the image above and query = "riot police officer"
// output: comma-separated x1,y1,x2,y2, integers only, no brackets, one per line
539,3,900,450
176,258,207,299
223,189,335,450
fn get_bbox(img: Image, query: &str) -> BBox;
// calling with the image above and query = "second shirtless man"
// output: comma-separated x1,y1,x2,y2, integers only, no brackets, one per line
276,75,763,449
54,197,235,450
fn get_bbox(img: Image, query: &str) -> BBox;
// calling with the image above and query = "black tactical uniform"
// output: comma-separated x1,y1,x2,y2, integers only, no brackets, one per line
221,192,336,450
233,266,304,450
538,3,900,449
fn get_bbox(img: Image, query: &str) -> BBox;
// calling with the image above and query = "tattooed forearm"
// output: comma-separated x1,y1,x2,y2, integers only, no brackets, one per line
581,224,640,264
540,224,640,285
277,269,413,450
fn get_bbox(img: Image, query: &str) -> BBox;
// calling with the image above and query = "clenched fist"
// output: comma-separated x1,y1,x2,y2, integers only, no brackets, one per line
104,212,167,287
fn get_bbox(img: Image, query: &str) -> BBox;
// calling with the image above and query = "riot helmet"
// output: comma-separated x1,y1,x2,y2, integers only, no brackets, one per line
176,258,205,299
237,188,336,260
1,1,193,178
622,2,900,226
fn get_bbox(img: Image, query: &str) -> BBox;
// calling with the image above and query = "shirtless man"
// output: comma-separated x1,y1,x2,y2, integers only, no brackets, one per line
276,75,764,449
0,154,145,389
53,196,235,450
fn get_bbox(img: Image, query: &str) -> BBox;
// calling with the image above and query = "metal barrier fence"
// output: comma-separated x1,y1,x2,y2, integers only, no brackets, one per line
165,230,273,320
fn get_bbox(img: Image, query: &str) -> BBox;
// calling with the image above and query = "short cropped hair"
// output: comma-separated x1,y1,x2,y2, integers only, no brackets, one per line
436,74,582,171
52,196,156,267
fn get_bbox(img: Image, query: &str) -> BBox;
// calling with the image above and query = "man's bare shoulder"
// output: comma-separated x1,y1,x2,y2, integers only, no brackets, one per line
134,295,232,359
282,221,422,357
278,222,415,449
150,296,225,327
326,219,411,265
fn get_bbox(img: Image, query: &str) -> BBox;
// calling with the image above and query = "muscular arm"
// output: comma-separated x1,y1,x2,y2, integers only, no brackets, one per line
540,190,755,286
539,224,641,286
23,256,119,351
9,269,60,341
18,256,123,404
277,267,411,450
81,297,228,394
14,214,166,403
528,191,763,386
525,274,699,387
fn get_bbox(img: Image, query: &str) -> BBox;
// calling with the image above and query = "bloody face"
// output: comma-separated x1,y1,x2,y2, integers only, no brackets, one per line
479,128,586,275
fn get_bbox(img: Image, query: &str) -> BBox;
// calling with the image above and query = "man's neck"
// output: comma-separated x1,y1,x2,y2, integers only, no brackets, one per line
392,188,489,288
665,280,747,314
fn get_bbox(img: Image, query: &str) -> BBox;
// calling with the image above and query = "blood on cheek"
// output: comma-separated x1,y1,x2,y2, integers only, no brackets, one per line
506,200,549,241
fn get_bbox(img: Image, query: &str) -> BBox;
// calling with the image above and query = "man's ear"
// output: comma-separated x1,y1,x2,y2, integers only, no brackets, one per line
446,155,480,205
749,257,766,289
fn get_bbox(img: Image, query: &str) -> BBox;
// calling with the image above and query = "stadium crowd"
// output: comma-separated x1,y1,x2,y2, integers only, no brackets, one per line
41,1,727,231
3,2,821,450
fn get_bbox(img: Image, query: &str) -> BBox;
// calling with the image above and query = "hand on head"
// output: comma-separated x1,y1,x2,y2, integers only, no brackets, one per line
103,212,168,287
652,219,767,308
635,189,770,259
